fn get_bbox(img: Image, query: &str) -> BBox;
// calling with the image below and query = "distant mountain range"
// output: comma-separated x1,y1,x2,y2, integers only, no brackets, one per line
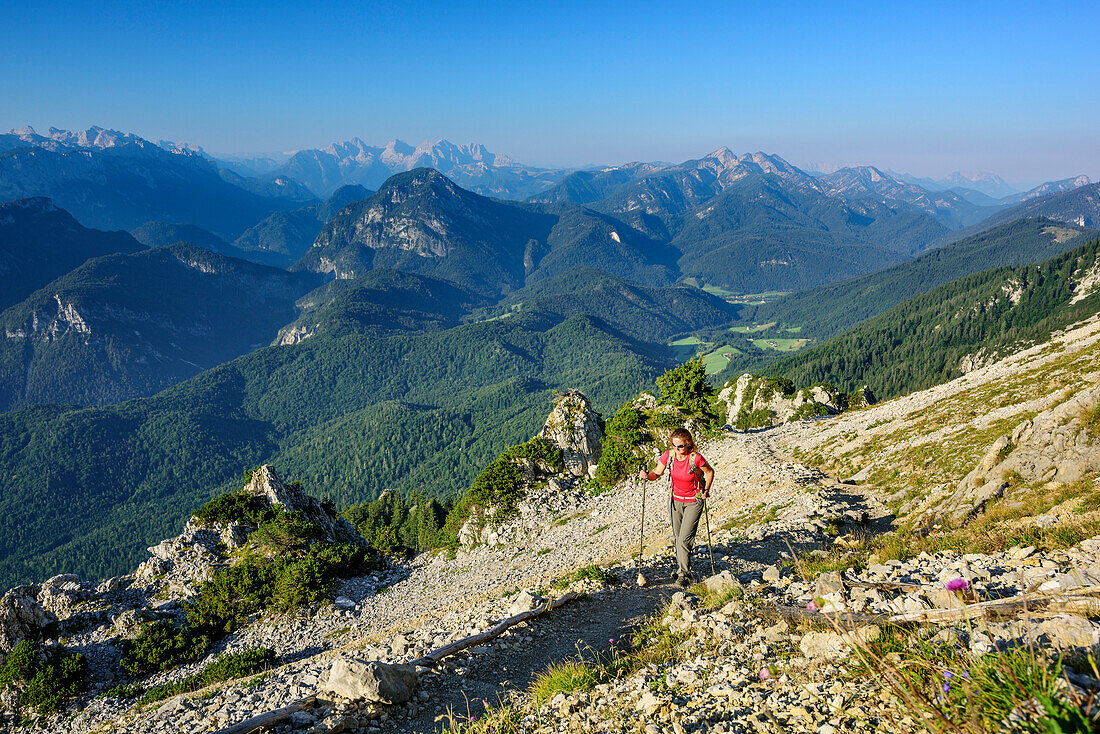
0,127,315,239
294,168,678,295
271,137,569,199
890,170,1020,199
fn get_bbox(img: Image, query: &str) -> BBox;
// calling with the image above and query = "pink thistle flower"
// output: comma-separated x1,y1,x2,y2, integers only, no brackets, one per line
806,600,820,612
945,578,970,592
759,668,771,681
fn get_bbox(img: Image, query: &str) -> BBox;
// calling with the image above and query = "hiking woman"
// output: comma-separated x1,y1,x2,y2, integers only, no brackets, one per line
637,427,714,587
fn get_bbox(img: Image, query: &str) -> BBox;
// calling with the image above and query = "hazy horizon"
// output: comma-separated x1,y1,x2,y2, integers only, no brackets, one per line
4,1,1097,185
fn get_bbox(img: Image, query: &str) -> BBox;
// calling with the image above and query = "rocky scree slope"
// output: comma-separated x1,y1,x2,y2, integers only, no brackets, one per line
3,323,1100,733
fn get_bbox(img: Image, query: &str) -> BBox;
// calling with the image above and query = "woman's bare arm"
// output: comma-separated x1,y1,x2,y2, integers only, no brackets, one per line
700,466,715,497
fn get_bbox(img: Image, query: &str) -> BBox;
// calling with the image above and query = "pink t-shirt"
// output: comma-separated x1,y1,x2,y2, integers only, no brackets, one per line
661,450,709,502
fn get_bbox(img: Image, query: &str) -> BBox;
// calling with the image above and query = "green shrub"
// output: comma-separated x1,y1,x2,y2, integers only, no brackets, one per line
308,542,367,577
656,358,716,420
103,682,144,699
0,639,39,685
594,437,637,487
187,555,277,636
271,556,329,611
121,621,211,674
791,401,833,421
139,648,275,704
606,405,643,445
192,490,277,528
752,376,796,398
647,410,681,430
250,508,318,555
1,640,87,714
734,407,776,430
502,438,565,472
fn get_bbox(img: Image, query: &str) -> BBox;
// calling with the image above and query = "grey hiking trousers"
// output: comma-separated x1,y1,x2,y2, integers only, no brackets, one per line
669,496,705,578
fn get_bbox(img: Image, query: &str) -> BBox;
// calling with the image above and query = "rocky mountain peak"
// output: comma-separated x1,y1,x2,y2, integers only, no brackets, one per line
537,390,604,478
1,196,59,216
244,465,360,545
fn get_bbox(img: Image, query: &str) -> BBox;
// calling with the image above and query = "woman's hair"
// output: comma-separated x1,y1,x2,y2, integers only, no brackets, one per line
669,427,694,449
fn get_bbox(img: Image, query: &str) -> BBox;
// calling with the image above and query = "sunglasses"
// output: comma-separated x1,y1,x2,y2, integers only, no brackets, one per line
671,443,689,449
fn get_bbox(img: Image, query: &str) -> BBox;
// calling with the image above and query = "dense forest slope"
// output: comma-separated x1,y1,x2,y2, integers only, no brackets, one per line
0,197,144,311
232,184,371,268
277,268,489,343
749,218,1100,341
0,307,663,589
491,267,738,342
759,237,1100,399
0,243,320,409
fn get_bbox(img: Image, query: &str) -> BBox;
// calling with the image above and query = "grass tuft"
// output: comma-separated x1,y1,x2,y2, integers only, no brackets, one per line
529,661,597,706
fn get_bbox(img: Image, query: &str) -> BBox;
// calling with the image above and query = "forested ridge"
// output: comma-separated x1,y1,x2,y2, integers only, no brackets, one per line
746,218,1098,341
760,237,1100,399
0,309,663,589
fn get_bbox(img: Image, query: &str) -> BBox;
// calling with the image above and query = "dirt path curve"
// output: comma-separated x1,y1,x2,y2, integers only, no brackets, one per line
374,429,891,734
400,568,682,734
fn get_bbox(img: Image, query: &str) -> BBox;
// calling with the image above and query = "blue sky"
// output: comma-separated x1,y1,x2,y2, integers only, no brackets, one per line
2,0,1097,184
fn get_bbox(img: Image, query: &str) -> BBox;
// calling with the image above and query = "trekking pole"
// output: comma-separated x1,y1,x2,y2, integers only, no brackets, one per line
703,497,716,578
636,464,648,587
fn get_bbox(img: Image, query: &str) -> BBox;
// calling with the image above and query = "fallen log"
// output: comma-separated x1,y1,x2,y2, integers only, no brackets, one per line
408,591,580,668
211,694,316,734
887,586,1100,625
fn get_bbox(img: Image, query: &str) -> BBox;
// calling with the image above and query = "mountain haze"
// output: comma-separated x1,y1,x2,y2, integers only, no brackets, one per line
0,197,144,311
0,242,319,409
0,126,313,239
276,137,568,199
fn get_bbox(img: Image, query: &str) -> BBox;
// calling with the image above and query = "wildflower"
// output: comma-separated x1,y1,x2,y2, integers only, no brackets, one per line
759,668,771,681
942,681,951,694
609,638,615,644
942,671,953,679
806,600,819,612
945,578,969,592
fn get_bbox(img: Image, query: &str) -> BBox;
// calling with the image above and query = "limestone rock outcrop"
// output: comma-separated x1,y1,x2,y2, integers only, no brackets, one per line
942,384,1100,520
719,374,860,429
244,465,361,545
537,391,603,478
0,586,56,656
319,658,418,704
134,517,228,599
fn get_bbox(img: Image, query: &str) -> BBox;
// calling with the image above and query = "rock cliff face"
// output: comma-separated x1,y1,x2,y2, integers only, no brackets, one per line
457,391,603,548
942,384,1100,520
537,390,604,478
718,374,870,429
244,465,360,545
